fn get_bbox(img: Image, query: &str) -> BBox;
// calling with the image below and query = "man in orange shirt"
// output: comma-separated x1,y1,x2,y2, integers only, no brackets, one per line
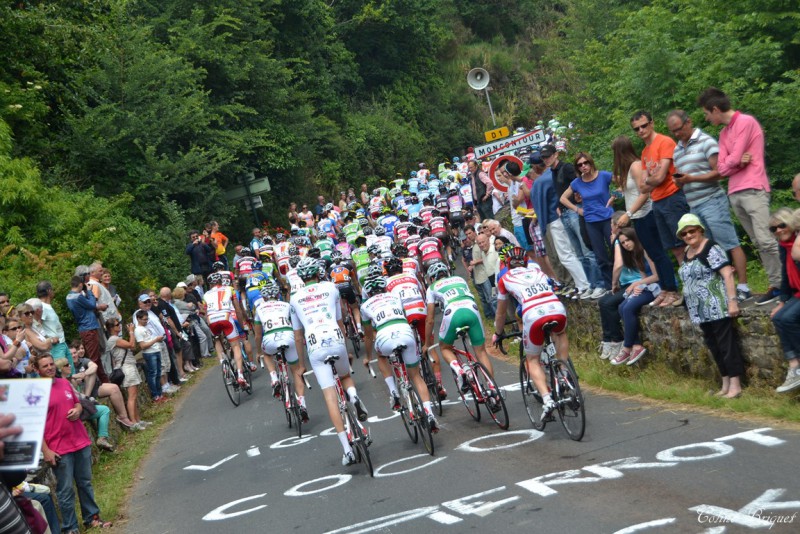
631,111,689,307
209,220,229,270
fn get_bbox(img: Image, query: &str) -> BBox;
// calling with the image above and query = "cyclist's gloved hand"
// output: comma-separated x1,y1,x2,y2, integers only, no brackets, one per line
492,333,500,347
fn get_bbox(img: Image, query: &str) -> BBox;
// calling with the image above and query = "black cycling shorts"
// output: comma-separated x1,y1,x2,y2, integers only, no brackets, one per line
337,284,357,305
431,232,449,247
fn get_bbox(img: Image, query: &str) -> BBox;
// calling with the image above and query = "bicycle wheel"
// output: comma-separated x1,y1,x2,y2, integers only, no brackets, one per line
346,403,373,477
452,368,480,421
399,384,419,443
519,358,545,430
242,360,253,395
221,359,240,407
286,379,302,438
553,360,586,441
473,361,509,430
408,380,434,456
419,356,442,416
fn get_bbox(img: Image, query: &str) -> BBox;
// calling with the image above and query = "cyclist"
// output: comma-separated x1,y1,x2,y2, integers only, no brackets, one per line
317,209,336,239
368,191,385,220
256,280,307,416
341,216,362,245
422,261,494,392
329,251,364,336
393,210,412,242
285,255,307,297
417,162,430,181
315,230,335,262
406,194,422,218
434,184,450,217
372,226,393,258
289,257,369,466
405,224,422,258
418,197,436,225
243,262,278,384
418,227,447,274
492,247,567,421
377,207,399,236
385,257,446,399
361,274,439,431
351,236,372,288
204,272,249,387
458,175,474,211
212,260,235,285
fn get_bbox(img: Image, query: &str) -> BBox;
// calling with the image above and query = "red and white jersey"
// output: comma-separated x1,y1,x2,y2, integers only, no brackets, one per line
405,235,421,257
217,270,235,284
387,273,426,317
417,169,430,181
235,256,257,276
394,221,412,242
204,286,236,323
496,266,559,316
274,242,291,259
429,216,447,235
418,237,444,263
369,197,384,217
419,206,436,225
276,256,292,277
289,281,342,331
401,256,420,276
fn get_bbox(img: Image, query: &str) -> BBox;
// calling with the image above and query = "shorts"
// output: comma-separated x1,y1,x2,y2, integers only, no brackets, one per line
406,312,427,342
521,302,567,356
439,300,485,346
159,344,172,374
375,325,419,367
432,232,450,247
422,258,446,274
690,190,740,251
337,284,357,305
209,317,238,341
262,330,299,364
653,190,690,250
514,224,533,251
306,326,350,390
450,215,465,229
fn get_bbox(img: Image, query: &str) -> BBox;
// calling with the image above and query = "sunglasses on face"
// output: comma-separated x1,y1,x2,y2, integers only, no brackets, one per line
669,121,687,134
576,161,590,168
769,223,788,233
632,122,651,132
0,300,9,306
679,228,700,238
4,326,20,331
21,311,34,316
141,300,151,304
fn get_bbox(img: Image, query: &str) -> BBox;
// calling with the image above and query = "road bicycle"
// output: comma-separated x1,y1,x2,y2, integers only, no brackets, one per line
343,304,362,356
412,319,442,416
496,322,585,441
275,345,303,438
325,354,373,477
388,345,434,455
450,326,509,429
219,334,253,407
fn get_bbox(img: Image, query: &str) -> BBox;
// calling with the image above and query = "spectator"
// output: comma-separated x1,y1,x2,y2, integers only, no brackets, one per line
56,357,115,452
0,292,11,318
287,202,299,224
250,227,264,255
524,158,558,281
133,294,177,396
209,221,229,270
100,268,121,309
360,184,370,205
173,285,209,360
65,275,109,384
87,262,121,368
298,203,315,228
338,192,347,211
542,143,603,294
698,87,782,305
313,195,326,220
632,110,688,307
483,219,519,246
606,227,661,365
186,230,214,282
104,319,147,428
769,208,800,393
69,345,138,430
559,152,614,297
16,302,54,357
134,309,167,403
1,317,28,376
471,231,498,318
499,161,535,262
793,173,800,202
667,109,751,301
676,214,743,398
158,287,196,376
34,353,113,532
469,159,494,221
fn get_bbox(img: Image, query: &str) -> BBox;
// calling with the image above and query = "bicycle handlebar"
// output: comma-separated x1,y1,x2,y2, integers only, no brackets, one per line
494,330,522,355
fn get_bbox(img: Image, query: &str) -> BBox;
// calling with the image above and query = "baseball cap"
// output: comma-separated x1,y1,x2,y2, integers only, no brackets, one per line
539,145,557,158
675,213,705,238
528,151,544,165
138,294,151,303
176,282,187,288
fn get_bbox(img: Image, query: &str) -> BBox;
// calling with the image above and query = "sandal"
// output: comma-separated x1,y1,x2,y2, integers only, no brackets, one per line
116,417,135,429
658,292,677,307
87,514,113,529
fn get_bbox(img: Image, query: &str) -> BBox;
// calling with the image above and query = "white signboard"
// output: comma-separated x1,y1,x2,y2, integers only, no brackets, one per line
474,129,546,159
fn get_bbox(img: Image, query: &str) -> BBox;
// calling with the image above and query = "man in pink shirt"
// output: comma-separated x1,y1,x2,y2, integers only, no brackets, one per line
698,87,781,304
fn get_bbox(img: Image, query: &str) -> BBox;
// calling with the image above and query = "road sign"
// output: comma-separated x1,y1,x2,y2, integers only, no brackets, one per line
488,155,523,193
224,177,271,201
243,196,263,210
474,129,546,159
484,126,510,142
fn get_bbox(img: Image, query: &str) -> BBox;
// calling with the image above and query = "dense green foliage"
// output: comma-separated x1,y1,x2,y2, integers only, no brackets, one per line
2,0,798,305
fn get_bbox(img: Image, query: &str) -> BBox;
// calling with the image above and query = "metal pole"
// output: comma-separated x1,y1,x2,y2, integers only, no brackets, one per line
484,88,497,127
242,175,261,228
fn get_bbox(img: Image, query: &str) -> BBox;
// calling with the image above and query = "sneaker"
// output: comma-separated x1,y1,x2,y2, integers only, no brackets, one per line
610,348,630,366
569,288,583,300
437,383,448,400
248,362,258,373
626,346,647,365
272,381,282,398
342,450,357,466
658,292,677,307
541,398,556,422
354,397,369,421
179,376,190,383
755,288,780,306
299,406,309,423
599,342,612,360
590,287,608,299
578,288,594,300
389,392,401,412
237,373,247,387
96,437,114,452
428,414,440,433
459,373,472,393
737,288,753,303
138,420,154,427
776,368,800,393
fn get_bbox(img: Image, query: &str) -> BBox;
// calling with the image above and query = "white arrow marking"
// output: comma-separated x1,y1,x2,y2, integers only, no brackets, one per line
184,454,238,471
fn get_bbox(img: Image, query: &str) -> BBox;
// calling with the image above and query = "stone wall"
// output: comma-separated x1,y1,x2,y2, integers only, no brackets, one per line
564,299,786,388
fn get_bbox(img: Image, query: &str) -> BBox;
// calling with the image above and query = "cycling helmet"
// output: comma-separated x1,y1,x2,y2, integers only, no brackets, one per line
431,209,440,217
336,232,346,242
460,176,469,185
289,255,301,268
331,250,343,263
410,171,417,178
363,275,387,296
290,227,299,236
240,247,253,257
355,208,366,217
367,263,384,278
410,216,423,226
506,246,527,268
325,203,334,211
498,244,515,263
208,272,223,285
407,225,419,235
308,247,321,259
438,185,447,194
410,195,419,204
212,261,225,272
427,262,450,281
372,188,381,196
422,197,433,206
262,236,274,245
448,183,459,192
354,235,367,246
419,227,431,238
381,205,392,215
347,201,359,211
391,243,409,257
296,257,320,280
275,232,285,242
419,162,427,169
452,156,460,163
288,245,299,256
401,189,410,197
367,244,381,256
373,226,386,237
253,261,263,271
429,174,437,180
384,257,403,276
316,229,327,239
260,280,281,300
419,183,428,191
396,209,409,220
362,226,374,236
297,237,311,247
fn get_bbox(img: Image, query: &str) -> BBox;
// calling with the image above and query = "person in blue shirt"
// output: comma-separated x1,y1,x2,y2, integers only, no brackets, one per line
66,275,110,383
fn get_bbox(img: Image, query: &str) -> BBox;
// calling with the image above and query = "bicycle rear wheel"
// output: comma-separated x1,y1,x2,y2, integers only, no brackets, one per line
520,358,545,430
409,381,434,455
419,356,442,416
242,359,253,395
286,379,302,438
399,384,419,444
553,360,585,441
452,369,480,421
346,403,373,477
473,362,509,430
221,359,240,407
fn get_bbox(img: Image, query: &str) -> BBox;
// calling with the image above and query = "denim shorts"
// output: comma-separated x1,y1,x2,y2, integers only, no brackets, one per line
653,190,690,249
690,190,740,251
514,225,533,251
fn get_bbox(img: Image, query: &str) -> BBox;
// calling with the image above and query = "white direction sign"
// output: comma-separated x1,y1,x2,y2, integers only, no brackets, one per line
474,129,546,159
